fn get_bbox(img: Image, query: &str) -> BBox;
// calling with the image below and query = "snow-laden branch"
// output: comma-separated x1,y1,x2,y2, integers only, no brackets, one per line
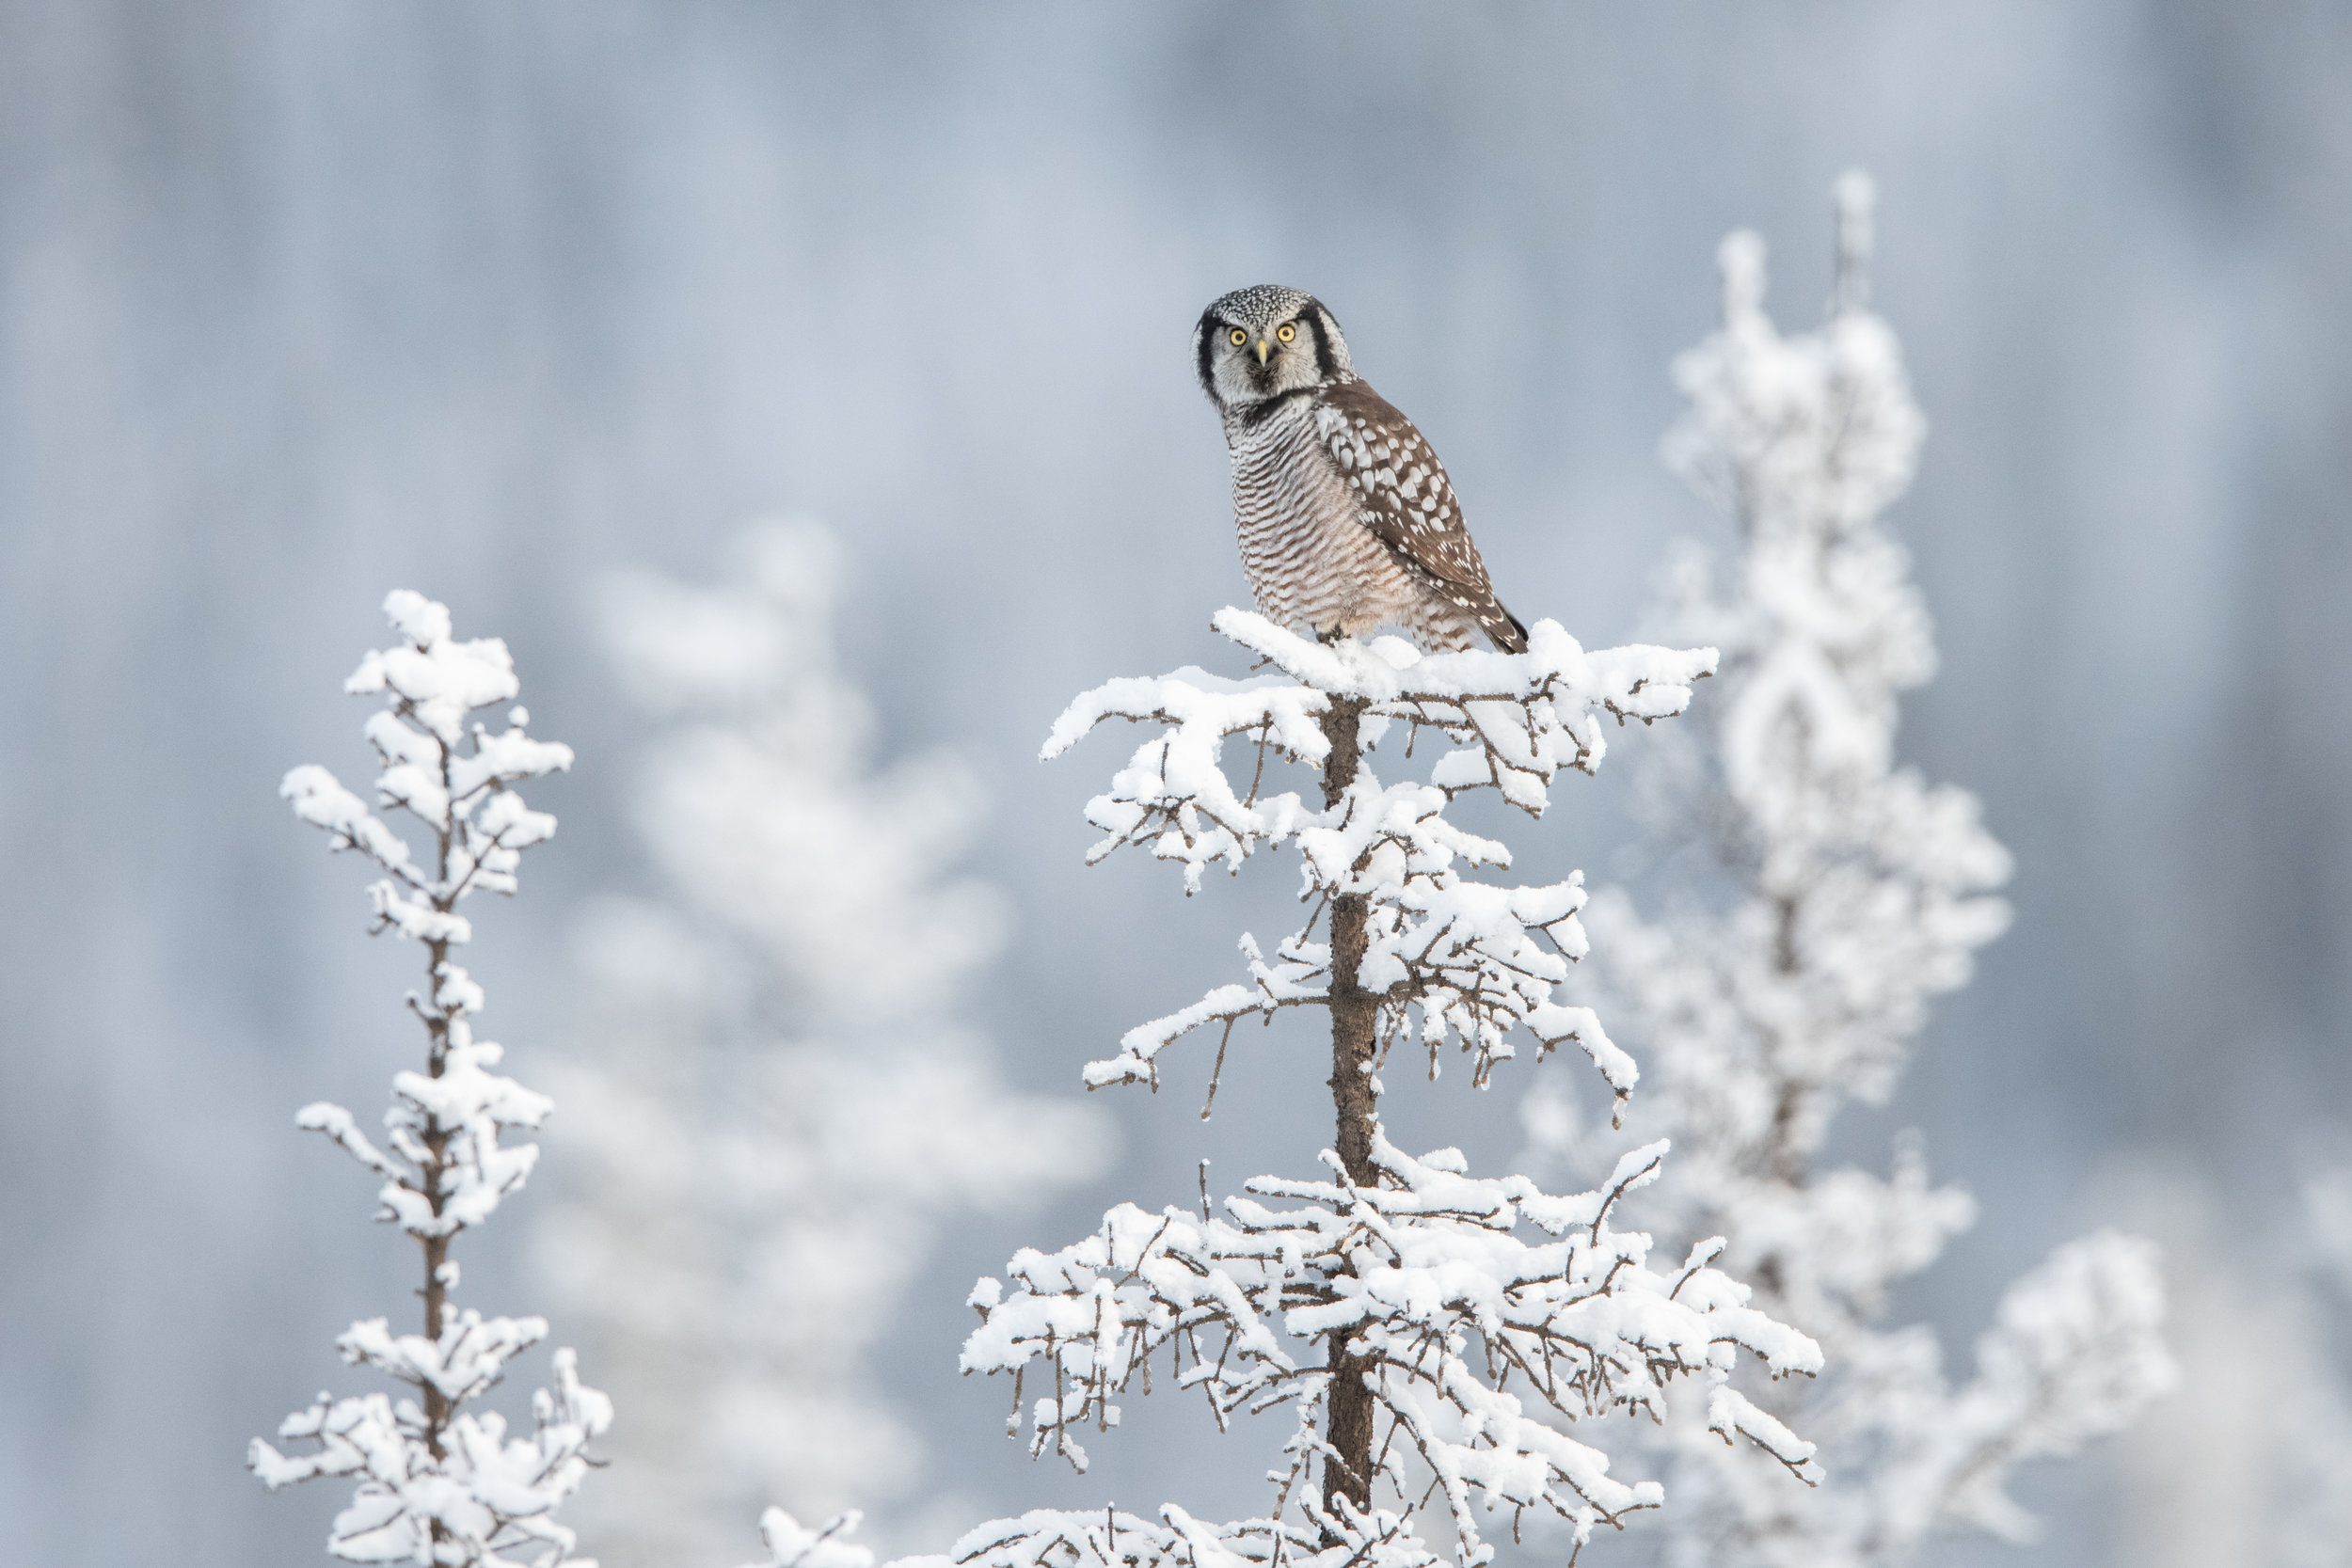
1046,612,1714,879
962,1135,1820,1565
252,1349,610,1568
1050,613,1713,1114
736,1508,878,1568
907,1499,1458,1568
905,1500,1447,1568
1927,1233,2169,1543
251,591,606,1568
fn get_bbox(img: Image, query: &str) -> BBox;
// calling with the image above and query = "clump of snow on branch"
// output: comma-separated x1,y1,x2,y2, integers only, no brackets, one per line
930,607,1819,1568
250,592,609,1568
1541,174,2172,1568
1048,610,1715,1115
530,521,1107,1566
737,1507,878,1568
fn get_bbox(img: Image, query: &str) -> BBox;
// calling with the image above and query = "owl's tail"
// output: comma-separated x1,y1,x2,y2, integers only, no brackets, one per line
1486,605,1530,656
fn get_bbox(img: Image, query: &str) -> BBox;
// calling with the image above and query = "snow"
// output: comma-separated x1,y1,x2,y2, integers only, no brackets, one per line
284,590,574,936
1936,1233,2169,1540
1049,611,1712,1116
1045,613,1715,865
961,1133,1819,1565
344,591,534,747
250,591,604,1568
738,1509,878,1568
251,1348,612,1568
902,1503,1445,1568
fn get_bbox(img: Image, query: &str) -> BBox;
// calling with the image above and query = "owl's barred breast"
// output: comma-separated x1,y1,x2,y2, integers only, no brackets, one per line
1223,397,1486,652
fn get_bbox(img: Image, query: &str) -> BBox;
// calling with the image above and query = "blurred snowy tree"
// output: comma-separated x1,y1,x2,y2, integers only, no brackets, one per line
249,592,609,1567
879,607,1826,1568
532,522,1108,1567
2116,1162,2352,1568
2274,1167,2352,1565
1534,177,2174,1568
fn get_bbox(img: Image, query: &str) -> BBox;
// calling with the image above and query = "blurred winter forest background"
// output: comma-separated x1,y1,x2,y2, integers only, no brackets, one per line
5,3,2352,1566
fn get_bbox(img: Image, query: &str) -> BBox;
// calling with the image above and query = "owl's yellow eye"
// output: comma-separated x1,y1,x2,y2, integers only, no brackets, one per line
1228,327,1248,347
1276,323,1297,343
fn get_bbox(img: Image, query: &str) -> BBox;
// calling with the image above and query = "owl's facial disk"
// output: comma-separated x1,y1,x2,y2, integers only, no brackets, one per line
1201,313,1319,407
1196,286,1352,410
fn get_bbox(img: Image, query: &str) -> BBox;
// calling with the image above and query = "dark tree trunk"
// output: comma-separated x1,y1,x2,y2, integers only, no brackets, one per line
1319,696,1379,1525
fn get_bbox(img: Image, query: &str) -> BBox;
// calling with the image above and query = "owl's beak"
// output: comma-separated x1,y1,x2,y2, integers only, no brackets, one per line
1255,337,1272,366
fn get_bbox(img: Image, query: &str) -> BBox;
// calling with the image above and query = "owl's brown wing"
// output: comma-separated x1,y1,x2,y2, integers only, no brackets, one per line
1314,378,1529,654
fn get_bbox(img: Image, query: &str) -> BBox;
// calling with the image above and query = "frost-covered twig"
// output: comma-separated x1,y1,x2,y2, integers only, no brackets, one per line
250,591,608,1567
1556,175,2171,1568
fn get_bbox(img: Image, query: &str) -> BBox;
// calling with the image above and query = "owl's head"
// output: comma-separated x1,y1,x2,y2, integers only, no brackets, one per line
1193,284,1354,412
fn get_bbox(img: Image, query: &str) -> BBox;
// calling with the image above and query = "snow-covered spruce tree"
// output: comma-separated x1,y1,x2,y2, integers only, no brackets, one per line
248,590,610,1567
1540,176,2171,1567
906,610,1824,1568
532,521,1105,1566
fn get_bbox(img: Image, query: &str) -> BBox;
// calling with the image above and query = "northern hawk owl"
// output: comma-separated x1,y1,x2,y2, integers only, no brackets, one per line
1193,284,1528,655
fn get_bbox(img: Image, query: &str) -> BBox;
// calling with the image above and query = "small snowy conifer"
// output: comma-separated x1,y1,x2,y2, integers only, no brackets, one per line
905,608,1825,1568
249,591,610,1567
1541,175,2173,1567
532,522,1106,1564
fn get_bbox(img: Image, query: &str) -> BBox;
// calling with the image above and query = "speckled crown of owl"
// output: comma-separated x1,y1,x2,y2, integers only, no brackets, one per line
1193,284,1357,411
